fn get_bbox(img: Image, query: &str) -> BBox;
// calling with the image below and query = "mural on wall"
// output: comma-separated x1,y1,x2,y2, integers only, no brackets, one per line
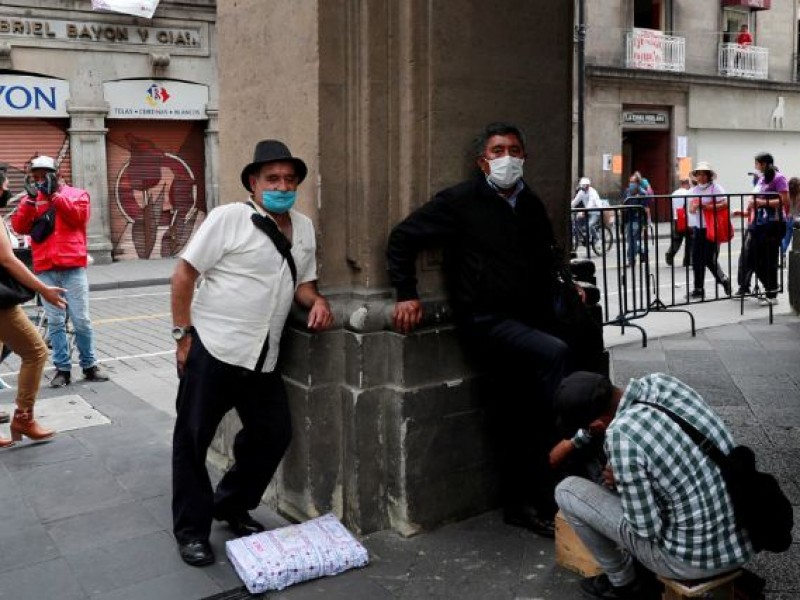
107,124,206,260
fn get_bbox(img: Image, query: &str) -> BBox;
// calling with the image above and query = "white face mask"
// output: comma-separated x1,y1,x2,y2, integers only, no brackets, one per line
486,155,524,189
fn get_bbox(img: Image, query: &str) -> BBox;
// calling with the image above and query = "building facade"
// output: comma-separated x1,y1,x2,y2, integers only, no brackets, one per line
579,0,800,220
0,0,217,262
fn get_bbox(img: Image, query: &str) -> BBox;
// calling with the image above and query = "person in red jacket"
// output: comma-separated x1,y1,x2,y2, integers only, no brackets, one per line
11,156,110,387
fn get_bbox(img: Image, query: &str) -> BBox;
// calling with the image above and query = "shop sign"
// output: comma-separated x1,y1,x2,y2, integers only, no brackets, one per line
622,111,669,128
0,75,69,117
0,17,204,50
104,80,208,119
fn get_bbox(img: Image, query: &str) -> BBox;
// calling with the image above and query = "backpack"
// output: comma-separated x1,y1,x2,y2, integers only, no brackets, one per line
638,402,793,553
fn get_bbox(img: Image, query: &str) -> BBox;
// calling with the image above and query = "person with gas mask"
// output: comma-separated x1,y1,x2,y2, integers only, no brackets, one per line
169,139,334,567
387,122,583,539
11,156,110,388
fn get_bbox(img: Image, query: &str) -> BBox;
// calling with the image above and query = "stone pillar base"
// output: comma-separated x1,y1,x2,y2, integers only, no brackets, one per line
209,299,499,536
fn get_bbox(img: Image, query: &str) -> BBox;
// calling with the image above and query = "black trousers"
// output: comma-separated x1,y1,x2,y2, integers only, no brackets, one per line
172,332,291,543
691,229,727,291
461,316,568,519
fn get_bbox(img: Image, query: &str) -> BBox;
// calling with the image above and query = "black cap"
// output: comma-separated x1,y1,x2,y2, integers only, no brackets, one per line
240,139,308,192
553,371,613,438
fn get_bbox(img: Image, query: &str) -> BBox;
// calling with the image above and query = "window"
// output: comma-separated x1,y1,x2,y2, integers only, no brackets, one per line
723,8,751,44
634,0,673,32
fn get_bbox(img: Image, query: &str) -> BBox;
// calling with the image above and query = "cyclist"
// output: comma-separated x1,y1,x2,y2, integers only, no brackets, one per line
572,177,602,242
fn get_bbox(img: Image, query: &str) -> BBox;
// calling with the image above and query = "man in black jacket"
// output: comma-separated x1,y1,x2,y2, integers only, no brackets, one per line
387,122,573,537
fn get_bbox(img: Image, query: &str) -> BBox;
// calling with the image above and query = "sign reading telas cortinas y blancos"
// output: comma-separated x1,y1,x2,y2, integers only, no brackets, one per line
91,0,160,19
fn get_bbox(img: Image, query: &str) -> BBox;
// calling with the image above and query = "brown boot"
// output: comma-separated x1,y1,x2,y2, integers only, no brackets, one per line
0,435,14,449
10,408,55,442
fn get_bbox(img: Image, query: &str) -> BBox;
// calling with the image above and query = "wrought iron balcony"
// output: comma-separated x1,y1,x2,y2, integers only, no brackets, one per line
718,43,769,79
625,28,685,72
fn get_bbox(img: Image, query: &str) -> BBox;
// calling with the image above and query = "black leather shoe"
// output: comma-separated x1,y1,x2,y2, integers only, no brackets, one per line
83,365,110,382
50,370,71,388
217,511,265,537
502,506,555,538
178,539,214,567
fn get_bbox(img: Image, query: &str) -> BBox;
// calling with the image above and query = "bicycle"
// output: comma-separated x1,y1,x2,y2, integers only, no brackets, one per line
571,212,614,256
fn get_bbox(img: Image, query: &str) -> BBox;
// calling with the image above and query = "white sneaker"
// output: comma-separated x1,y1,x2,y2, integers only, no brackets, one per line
758,297,778,306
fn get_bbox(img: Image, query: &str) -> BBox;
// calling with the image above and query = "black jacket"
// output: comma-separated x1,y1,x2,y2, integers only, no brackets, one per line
387,175,559,326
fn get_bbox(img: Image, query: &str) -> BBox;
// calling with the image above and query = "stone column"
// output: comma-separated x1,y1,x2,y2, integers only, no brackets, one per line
214,0,575,536
67,103,112,264
204,106,220,210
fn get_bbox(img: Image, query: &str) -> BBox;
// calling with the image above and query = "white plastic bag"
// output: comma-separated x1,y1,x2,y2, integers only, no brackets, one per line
226,514,369,594
91,0,160,19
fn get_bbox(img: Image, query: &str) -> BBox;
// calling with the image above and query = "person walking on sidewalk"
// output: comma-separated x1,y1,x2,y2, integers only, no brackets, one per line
750,152,788,306
1,206,65,447
10,156,109,387
687,162,731,300
554,372,753,600
170,139,334,567
387,121,581,539
664,177,693,268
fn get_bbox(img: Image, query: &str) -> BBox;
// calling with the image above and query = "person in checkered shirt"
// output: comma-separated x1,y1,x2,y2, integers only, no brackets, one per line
553,372,754,600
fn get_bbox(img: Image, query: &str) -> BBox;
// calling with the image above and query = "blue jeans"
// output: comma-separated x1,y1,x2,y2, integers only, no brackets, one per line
37,268,98,371
556,476,744,587
625,220,645,263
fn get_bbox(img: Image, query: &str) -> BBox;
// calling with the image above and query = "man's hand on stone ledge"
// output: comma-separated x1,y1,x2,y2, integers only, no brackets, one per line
392,299,423,334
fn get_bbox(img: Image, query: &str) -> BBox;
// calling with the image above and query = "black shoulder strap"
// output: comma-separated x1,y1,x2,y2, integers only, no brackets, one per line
247,203,297,287
635,401,728,465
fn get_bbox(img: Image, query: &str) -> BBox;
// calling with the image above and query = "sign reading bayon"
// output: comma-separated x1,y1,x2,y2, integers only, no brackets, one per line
0,75,70,117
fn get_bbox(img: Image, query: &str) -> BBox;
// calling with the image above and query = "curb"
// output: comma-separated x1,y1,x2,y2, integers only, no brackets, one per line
89,277,172,292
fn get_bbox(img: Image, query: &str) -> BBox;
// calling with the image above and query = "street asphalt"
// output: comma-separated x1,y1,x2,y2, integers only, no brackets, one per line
0,258,798,599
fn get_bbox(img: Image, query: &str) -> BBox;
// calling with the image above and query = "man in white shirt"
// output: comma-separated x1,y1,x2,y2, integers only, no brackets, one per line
572,177,602,241
665,178,693,267
170,140,334,567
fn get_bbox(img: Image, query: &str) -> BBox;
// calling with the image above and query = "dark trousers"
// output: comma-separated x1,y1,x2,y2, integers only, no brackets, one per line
172,333,292,543
737,230,755,292
753,231,781,298
691,229,727,291
462,316,568,519
666,228,692,266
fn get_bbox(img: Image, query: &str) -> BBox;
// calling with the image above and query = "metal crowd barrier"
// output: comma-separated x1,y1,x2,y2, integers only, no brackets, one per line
570,191,785,346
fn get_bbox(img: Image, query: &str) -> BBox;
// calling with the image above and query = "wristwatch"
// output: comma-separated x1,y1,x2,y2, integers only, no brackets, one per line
171,325,194,341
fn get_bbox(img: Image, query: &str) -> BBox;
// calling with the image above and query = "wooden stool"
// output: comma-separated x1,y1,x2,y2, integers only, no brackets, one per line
658,570,742,600
554,510,602,577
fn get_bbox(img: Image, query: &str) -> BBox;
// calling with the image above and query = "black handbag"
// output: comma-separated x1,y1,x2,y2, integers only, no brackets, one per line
0,265,35,309
30,205,57,243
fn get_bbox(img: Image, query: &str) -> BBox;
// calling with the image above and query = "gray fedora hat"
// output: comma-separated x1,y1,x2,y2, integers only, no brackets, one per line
240,139,308,192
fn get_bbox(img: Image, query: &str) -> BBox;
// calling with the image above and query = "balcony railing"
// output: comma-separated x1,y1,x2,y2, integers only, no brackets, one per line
718,43,769,79
625,28,685,72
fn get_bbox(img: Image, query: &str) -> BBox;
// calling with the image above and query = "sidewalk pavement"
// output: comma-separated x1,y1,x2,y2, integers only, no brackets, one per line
0,259,798,599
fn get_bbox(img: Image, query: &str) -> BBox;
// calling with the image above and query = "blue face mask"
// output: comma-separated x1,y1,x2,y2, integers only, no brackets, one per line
261,190,296,213
628,183,638,194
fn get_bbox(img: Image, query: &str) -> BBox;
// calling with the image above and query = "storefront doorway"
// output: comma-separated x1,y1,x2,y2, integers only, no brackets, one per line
622,129,671,222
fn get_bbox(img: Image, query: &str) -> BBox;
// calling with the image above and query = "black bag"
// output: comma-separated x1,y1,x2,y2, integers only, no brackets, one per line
639,402,793,553
552,266,604,372
0,265,35,309
30,205,57,243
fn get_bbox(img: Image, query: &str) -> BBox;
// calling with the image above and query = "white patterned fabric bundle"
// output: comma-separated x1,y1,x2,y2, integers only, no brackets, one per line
225,514,369,593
